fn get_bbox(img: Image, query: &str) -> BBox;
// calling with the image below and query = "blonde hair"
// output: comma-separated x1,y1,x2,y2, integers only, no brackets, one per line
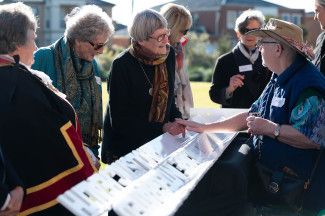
160,3,192,46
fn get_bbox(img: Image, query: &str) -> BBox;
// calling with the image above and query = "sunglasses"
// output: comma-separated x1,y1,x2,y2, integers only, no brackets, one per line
182,29,189,35
88,40,110,50
148,29,170,42
239,27,259,35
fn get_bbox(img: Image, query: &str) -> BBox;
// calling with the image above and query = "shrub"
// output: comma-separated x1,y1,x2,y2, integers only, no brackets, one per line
189,66,213,82
96,45,124,80
185,32,218,82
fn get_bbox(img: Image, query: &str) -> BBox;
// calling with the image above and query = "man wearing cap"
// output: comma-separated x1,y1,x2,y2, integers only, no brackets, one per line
176,18,325,214
314,0,325,75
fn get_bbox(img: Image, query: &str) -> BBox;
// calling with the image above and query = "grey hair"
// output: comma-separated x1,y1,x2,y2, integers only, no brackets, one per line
235,9,265,32
0,2,37,54
64,5,114,42
128,9,167,42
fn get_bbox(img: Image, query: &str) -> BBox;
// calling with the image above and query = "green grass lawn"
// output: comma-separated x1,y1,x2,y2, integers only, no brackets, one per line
101,81,220,110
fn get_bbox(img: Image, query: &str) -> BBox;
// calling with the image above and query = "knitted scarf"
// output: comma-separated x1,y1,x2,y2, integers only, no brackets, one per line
129,41,170,122
238,42,259,64
53,37,102,147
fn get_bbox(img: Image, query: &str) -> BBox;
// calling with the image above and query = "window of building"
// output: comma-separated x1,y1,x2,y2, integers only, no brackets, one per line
281,13,301,25
31,6,39,16
227,10,241,29
60,5,76,29
45,8,51,29
46,20,50,29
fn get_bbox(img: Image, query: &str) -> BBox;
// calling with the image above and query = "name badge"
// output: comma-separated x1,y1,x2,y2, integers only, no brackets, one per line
239,64,253,72
95,76,102,85
271,97,285,107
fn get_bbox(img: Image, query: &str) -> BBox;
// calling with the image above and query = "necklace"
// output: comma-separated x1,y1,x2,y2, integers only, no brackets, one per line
138,61,153,96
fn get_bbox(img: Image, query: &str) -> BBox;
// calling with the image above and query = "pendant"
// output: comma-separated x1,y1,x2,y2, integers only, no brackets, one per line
149,88,153,96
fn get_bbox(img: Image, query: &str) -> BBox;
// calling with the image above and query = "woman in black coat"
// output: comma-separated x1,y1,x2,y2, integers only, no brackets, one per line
209,9,272,108
102,9,184,163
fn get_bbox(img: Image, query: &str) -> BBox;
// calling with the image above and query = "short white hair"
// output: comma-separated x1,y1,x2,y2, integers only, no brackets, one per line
235,9,265,33
64,5,114,42
128,9,167,42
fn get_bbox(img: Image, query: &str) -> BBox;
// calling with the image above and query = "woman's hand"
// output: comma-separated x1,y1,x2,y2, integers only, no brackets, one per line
246,115,276,136
83,145,100,170
227,74,245,93
0,186,24,216
162,122,185,136
175,118,207,133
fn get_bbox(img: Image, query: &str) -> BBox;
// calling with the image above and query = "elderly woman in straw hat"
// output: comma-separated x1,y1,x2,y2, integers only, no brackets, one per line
0,3,96,215
101,9,185,163
176,18,325,214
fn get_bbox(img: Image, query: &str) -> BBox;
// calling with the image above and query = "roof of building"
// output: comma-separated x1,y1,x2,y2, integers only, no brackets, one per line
153,0,221,11
86,0,115,6
223,0,284,8
154,0,304,11
1,0,45,2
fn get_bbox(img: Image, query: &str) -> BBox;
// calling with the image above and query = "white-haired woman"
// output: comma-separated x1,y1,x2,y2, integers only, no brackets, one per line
0,3,96,215
161,3,193,119
102,9,185,163
209,9,271,108
32,5,114,160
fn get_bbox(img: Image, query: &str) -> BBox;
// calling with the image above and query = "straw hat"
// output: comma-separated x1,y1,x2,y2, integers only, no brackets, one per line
246,18,314,60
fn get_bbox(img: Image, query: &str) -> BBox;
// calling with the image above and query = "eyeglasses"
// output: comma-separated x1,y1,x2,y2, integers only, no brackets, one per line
88,40,110,50
148,29,170,42
239,27,259,35
182,29,189,35
256,40,278,48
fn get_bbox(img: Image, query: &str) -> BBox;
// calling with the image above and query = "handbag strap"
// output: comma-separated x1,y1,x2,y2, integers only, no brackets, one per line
304,150,323,190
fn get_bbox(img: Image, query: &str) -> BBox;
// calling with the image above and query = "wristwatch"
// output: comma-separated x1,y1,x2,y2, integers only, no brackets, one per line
274,123,281,139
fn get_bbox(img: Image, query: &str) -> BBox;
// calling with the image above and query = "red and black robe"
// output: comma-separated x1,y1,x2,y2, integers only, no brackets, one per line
0,60,96,215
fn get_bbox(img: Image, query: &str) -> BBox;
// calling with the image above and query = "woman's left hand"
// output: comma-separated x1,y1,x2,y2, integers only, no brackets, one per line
246,115,275,136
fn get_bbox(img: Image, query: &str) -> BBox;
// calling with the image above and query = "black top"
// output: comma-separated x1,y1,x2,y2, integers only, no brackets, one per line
102,48,182,162
313,31,325,76
209,45,272,108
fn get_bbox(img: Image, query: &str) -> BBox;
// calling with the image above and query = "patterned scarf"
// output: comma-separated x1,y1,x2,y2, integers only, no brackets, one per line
53,37,102,147
129,41,169,122
173,42,194,119
174,42,184,70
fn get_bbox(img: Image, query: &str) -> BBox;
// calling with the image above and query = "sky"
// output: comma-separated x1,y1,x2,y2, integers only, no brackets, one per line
110,0,315,25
